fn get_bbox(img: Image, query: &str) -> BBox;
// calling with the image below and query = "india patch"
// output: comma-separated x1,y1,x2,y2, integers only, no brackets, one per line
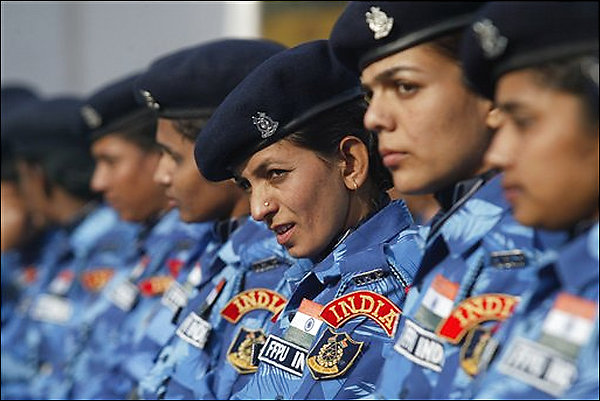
319,290,401,337
220,289,287,323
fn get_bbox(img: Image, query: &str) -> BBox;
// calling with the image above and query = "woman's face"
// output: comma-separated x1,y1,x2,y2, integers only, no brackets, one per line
485,69,599,230
361,43,492,195
237,139,351,259
91,134,168,222
154,119,241,223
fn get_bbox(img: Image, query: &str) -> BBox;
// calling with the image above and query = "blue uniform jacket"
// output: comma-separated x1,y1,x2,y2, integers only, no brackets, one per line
376,174,567,399
232,199,423,400
466,223,598,399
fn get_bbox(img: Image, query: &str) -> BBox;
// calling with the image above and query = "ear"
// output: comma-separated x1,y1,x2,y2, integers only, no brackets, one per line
338,136,370,191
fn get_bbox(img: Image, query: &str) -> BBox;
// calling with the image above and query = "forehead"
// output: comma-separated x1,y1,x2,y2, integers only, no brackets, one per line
91,134,142,157
237,139,312,176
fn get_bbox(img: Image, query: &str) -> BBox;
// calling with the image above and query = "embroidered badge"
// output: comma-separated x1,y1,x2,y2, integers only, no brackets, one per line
472,18,508,59
227,327,267,374
460,326,494,376
251,112,278,139
284,299,324,349
258,334,308,377
107,279,140,312
17,265,38,287
394,319,445,372
413,274,459,331
176,311,212,349
319,290,401,337
138,275,174,297
80,105,102,129
489,249,528,269
139,89,160,110
539,292,596,359
29,294,73,325
167,258,184,278
80,268,115,292
221,289,287,324
306,328,364,380
365,6,394,40
351,269,386,286
497,337,577,397
436,294,518,344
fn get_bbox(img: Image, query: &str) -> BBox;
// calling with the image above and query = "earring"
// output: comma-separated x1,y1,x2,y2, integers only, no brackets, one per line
264,201,270,207
352,179,358,191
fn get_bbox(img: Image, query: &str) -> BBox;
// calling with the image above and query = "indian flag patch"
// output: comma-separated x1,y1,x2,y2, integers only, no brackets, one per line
414,274,459,331
539,292,597,359
284,299,324,349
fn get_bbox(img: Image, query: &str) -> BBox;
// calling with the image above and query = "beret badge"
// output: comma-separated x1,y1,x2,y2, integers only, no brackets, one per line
472,18,508,59
365,6,394,40
81,105,102,129
139,89,160,111
252,112,278,139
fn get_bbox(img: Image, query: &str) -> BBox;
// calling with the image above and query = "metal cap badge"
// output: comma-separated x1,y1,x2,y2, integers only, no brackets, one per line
252,111,278,139
472,18,508,59
365,6,394,40
139,89,160,111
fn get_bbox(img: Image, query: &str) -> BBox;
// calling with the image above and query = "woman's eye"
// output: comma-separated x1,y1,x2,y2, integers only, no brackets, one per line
234,177,251,192
268,169,287,181
395,81,419,95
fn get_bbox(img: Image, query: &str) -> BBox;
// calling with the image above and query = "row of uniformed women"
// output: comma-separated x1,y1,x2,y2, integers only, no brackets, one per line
1,1,597,400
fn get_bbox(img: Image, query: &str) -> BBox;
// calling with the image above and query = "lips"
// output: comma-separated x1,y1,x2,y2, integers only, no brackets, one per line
272,223,295,246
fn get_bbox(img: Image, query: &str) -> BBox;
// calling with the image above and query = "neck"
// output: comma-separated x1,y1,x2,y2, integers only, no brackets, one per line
49,188,93,226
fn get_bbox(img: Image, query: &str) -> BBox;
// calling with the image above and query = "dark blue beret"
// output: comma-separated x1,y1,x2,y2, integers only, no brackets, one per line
81,72,154,140
4,97,89,158
330,1,483,73
134,39,287,119
1,85,39,117
461,2,599,100
194,40,362,182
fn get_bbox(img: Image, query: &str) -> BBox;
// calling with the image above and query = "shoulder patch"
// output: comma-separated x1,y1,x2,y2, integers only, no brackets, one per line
319,290,401,337
221,289,287,323
80,267,115,292
307,328,364,380
436,294,518,344
227,327,267,374
258,334,308,377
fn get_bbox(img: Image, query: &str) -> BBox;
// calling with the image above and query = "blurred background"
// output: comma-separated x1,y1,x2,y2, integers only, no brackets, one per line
1,1,347,96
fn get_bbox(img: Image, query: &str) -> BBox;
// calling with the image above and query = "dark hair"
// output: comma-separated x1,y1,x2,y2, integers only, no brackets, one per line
428,30,464,62
286,97,393,196
172,117,210,141
19,150,98,201
109,116,159,151
529,56,599,128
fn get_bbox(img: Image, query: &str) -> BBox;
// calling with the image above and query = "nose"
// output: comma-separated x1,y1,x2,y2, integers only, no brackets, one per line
484,117,517,171
250,191,276,222
90,164,108,193
363,93,395,134
153,154,173,187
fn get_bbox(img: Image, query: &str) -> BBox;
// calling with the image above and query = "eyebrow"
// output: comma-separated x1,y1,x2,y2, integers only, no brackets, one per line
363,65,423,87
241,156,282,179
495,101,527,115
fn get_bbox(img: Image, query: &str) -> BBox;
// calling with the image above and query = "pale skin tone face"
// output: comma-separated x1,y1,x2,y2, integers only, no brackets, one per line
236,137,369,260
361,43,493,195
153,119,246,223
91,135,168,222
485,69,599,230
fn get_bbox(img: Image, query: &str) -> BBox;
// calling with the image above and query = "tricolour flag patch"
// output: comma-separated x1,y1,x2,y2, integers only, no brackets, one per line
284,299,324,349
414,274,459,331
436,294,518,344
539,292,597,359
319,290,401,337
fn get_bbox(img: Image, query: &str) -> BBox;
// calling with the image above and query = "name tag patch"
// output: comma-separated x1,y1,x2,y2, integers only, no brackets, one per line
394,319,445,372
30,294,73,324
489,249,528,269
307,328,364,380
108,280,139,312
319,290,401,337
161,281,188,313
497,337,577,397
227,327,267,374
258,334,308,377
176,311,212,350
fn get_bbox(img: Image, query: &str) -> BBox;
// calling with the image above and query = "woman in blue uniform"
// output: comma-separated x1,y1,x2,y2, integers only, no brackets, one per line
194,39,423,400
